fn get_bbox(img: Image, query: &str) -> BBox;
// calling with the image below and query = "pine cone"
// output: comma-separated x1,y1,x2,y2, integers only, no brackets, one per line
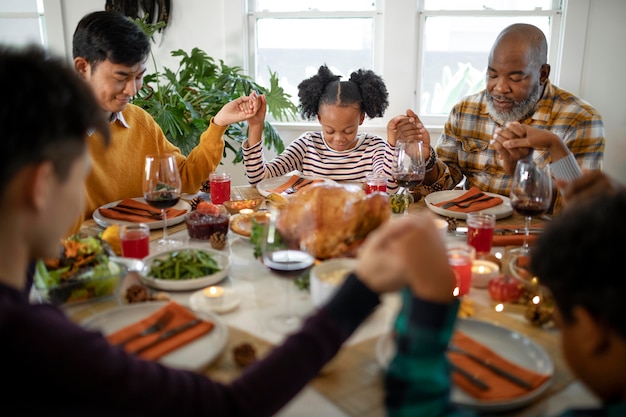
445,217,458,232
200,177,211,193
233,342,257,367
189,196,205,211
209,232,227,250
525,301,554,326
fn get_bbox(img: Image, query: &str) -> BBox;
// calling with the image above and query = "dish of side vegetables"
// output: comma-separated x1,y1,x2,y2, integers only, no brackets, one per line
139,247,230,291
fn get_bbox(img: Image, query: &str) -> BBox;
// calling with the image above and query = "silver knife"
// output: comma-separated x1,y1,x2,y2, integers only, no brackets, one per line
455,226,543,235
450,363,491,391
131,318,203,355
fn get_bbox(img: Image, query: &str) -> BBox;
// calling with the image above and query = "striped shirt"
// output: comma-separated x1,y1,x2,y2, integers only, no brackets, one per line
425,81,605,200
242,131,399,193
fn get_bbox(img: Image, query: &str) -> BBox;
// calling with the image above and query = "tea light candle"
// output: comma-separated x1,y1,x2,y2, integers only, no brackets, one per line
203,286,224,304
471,260,500,288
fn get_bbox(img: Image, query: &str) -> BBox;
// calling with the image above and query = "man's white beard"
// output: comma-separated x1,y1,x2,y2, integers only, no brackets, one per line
486,83,543,123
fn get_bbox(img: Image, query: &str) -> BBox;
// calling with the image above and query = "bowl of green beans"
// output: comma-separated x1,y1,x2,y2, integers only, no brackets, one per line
139,246,230,291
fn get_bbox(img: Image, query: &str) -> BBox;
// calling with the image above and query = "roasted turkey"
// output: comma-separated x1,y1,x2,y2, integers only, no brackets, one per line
275,182,391,259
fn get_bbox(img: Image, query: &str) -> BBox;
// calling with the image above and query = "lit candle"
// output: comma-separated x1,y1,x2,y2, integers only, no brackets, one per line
471,260,500,288
239,208,254,215
203,286,224,304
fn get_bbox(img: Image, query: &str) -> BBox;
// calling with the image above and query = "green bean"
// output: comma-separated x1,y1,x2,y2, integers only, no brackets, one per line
148,249,222,280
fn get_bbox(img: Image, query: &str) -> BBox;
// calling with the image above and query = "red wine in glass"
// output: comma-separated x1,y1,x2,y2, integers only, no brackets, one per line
510,159,552,254
392,173,424,189
511,199,548,217
144,190,180,209
143,154,183,249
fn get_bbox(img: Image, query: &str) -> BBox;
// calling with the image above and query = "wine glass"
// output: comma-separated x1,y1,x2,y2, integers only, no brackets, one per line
509,158,553,254
143,153,183,250
392,139,426,214
261,206,314,334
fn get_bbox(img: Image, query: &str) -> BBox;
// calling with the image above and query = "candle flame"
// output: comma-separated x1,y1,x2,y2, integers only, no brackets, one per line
532,295,541,304
495,303,504,312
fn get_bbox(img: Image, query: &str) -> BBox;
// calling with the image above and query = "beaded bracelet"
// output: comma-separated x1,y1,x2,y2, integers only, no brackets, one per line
425,146,437,173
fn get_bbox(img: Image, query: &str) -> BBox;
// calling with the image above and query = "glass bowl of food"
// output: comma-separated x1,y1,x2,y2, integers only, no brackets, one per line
222,198,264,215
33,234,127,306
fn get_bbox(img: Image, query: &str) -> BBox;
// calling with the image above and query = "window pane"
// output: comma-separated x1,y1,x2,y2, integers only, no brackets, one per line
255,1,375,12
0,18,43,46
423,0,555,11
420,16,551,115
255,18,373,108
0,0,39,13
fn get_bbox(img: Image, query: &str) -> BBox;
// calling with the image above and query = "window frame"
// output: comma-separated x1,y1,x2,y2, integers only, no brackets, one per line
240,0,589,130
244,2,384,112
414,2,563,126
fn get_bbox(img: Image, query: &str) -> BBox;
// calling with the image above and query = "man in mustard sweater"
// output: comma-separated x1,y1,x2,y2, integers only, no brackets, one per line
70,11,260,232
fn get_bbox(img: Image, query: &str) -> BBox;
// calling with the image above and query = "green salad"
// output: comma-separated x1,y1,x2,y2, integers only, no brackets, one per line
34,235,122,305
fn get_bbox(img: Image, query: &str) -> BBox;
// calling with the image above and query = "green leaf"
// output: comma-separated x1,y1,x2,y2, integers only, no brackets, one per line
132,22,298,162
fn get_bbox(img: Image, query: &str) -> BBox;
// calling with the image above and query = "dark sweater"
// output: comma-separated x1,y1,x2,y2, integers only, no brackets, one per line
2,273,379,416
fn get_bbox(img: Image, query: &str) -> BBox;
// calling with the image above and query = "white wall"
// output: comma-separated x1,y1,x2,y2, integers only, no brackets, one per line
56,0,626,186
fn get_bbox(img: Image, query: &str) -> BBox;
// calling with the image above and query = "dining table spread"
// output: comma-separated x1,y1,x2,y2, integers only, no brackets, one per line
61,181,600,417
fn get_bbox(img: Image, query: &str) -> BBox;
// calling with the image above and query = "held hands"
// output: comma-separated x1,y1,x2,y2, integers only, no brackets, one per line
491,122,570,174
213,91,264,127
387,109,430,147
355,214,455,303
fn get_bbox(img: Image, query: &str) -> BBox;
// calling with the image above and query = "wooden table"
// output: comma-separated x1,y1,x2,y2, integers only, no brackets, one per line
72,185,596,417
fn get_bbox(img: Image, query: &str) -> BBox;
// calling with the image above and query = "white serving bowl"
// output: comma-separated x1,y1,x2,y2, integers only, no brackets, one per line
139,246,230,291
310,258,358,308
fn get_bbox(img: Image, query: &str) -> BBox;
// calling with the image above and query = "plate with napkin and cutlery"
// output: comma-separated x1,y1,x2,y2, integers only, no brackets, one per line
82,300,228,371
256,172,334,197
93,197,191,230
425,187,513,220
376,318,553,412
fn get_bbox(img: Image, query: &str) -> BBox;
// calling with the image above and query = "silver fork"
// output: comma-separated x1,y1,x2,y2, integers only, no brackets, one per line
283,177,306,194
114,311,174,347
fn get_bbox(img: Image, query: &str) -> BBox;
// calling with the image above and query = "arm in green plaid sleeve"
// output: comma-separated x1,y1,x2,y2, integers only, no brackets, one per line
385,288,473,417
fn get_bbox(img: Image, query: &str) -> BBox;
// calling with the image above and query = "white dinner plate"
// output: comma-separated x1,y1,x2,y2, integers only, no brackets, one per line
376,318,553,413
256,173,335,197
229,211,271,240
139,246,230,291
81,301,228,371
425,190,513,220
93,197,191,230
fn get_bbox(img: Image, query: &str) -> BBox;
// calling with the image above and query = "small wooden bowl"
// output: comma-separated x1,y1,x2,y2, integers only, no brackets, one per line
223,198,263,214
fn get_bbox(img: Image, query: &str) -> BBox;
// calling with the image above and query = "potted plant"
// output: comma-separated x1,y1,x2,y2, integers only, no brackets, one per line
132,18,298,163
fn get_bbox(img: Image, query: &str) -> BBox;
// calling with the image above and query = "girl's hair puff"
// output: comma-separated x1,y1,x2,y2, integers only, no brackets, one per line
297,64,389,120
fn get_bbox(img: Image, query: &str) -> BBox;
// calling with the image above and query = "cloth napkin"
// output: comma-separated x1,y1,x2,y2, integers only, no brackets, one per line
491,225,543,247
492,234,538,247
107,301,214,361
98,198,187,223
435,187,503,213
448,331,551,401
268,175,324,195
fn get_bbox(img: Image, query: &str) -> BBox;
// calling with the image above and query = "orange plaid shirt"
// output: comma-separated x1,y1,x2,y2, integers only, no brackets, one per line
424,81,605,203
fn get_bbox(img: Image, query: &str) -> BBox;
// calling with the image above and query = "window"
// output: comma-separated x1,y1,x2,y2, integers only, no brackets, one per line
245,0,565,126
246,0,381,114
417,0,561,120
0,0,46,47
0,0,66,58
